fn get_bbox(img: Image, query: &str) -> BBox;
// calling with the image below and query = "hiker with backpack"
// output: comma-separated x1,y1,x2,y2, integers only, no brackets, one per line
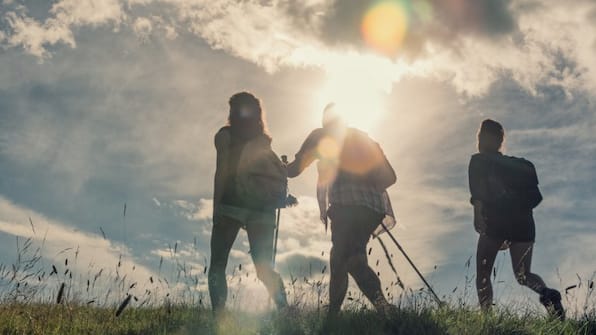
469,119,565,319
287,103,397,319
209,92,288,316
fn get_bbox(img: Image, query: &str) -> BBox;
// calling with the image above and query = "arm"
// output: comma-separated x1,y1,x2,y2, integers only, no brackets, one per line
287,129,322,178
469,155,490,234
316,162,328,226
468,155,492,205
516,161,543,210
213,129,231,222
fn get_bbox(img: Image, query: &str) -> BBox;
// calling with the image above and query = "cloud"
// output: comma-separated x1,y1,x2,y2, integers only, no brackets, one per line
317,0,517,51
4,11,75,58
2,0,595,97
132,16,152,39
276,253,327,278
2,0,123,58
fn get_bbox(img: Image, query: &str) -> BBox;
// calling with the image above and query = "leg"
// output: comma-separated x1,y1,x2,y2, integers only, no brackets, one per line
345,210,391,312
346,250,390,312
476,234,502,310
208,218,241,314
509,242,546,293
509,242,565,319
327,206,354,316
245,222,288,309
328,241,350,316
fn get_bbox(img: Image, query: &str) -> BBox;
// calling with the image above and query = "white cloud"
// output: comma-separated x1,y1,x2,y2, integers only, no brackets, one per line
4,12,75,58
3,0,123,58
2,0,595,100
132,16,152,39
163,24,177,39
193,199,213,221
50,0,124,26
152,197,161,207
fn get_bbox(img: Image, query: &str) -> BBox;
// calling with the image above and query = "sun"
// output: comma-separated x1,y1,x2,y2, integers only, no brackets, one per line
314,73,388,133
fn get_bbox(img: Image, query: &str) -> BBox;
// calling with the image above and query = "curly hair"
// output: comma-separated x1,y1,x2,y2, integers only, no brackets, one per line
227,92,270,140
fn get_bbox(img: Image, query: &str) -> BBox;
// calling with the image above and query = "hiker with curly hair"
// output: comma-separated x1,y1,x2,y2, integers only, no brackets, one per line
209,92,288,316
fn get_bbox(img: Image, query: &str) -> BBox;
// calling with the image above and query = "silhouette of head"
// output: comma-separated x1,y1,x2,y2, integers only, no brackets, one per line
228,92,269,140
322,103,344,129
477,119,504,153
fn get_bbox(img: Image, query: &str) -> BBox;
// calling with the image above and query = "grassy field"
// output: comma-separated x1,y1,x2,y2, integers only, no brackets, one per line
0,303,594,335
1,234,594,334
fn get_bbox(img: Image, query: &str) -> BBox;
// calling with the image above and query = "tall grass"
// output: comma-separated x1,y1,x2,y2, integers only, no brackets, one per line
0,227,594,334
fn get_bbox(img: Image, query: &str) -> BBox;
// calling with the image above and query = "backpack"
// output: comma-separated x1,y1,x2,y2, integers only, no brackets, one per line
236,136,288,209
340,129,396,190
488,155,543,211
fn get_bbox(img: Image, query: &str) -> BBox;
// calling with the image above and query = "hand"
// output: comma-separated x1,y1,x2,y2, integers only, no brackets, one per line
286,194,298,207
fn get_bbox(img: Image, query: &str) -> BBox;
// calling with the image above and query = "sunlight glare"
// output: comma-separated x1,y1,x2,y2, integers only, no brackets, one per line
315,73,388,133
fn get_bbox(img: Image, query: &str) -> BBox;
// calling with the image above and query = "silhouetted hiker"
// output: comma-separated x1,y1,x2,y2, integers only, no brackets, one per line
287,103,397,319
209,92,288,316
469,119,565,320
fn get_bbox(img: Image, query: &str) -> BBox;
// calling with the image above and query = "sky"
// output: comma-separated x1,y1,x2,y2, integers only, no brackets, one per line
0,0,594,313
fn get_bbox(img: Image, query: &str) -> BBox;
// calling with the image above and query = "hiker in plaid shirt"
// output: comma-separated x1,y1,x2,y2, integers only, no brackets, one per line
287,103,397,318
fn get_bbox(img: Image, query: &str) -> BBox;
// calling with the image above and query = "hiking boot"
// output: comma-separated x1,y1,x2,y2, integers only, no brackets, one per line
539,288,565,320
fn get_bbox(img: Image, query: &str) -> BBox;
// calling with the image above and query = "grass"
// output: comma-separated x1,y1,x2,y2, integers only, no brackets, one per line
0,303,594,335
0,227,594,334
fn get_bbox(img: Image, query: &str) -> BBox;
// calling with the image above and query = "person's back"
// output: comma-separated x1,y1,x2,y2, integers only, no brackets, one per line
469,152,535,242
469,119,564,319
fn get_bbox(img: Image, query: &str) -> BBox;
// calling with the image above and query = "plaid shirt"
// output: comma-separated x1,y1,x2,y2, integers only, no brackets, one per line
292,127,386,215
328,172,385,215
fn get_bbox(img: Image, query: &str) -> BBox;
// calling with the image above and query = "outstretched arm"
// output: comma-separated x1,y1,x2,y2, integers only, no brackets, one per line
287,129,323,178
286,159,305,178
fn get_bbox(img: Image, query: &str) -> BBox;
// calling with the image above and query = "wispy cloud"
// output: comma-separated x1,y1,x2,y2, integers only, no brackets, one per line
2,0,596,96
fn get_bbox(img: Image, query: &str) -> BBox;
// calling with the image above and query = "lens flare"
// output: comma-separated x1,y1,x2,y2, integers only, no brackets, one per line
317,136,341,160
361,1,409,55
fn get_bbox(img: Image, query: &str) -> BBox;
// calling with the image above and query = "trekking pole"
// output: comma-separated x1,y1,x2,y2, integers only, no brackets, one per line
379,221,444,306
272,206,282,267
272,155,288,267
